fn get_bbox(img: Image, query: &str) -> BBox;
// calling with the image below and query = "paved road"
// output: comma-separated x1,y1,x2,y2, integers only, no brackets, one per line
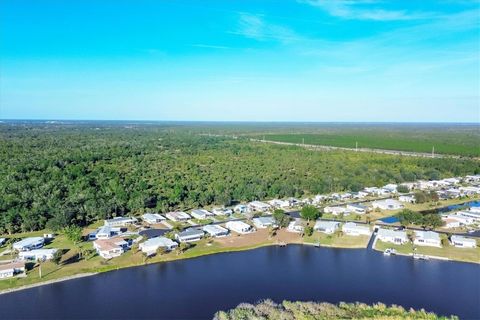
250,138,464,159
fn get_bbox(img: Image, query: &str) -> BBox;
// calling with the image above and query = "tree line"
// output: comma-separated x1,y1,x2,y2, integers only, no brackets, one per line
1,124,478,234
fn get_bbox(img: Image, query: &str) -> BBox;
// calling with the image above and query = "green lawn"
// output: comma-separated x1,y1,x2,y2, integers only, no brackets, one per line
303,232,370,248
261,132,480,157
374,239,480,264
0,236,277,291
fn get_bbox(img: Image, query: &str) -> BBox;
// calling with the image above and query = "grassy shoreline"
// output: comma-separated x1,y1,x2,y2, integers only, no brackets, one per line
0,239,289,295
0,197,478,293
1,229,478,295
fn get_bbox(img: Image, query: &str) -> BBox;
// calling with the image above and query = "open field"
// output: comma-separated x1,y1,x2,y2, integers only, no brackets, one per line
257,128,480,157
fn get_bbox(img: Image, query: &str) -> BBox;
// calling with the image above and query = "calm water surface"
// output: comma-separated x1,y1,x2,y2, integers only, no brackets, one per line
0,245,478,320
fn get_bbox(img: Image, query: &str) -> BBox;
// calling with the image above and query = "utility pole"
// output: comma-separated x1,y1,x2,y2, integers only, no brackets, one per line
432,146,435,158
302,137,305,146
356,141,358,152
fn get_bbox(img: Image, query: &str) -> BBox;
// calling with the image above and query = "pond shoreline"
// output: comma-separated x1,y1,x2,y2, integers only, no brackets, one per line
1,233,478,296
1,244,477,320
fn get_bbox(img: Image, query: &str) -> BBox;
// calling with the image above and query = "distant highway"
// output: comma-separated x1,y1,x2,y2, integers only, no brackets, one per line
250,138,463,159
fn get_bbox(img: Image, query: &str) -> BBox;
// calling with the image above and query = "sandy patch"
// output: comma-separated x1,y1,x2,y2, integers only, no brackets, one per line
214,229,302,248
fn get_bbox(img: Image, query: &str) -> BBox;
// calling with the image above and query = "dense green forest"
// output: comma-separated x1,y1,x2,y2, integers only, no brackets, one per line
1,122,479,234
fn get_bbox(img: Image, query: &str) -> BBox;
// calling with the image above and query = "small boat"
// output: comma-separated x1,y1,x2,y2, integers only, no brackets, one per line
413,254,430,260
384,248,397,256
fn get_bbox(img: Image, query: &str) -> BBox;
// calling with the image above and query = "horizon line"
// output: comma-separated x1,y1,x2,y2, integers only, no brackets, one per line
0,118,479,125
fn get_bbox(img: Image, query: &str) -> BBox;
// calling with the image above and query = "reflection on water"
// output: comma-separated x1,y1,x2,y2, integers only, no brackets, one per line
0,245,478,320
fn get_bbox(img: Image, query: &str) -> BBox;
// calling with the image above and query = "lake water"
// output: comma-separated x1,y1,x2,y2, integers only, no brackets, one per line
422,200,480,214
0,245,478,319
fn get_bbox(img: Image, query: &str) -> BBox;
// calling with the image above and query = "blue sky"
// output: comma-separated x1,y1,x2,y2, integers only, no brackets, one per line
1,0,479,122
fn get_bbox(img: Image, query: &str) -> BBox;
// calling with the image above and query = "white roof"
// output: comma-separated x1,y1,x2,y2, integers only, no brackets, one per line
253,217,276,225
268,199,290,207
203,224,229,234
343,222,370,232
19,248,57,256
142,213,165,220
374,199,402,205
377,228,407,239
192,209,212,216
289,219,304,228
325,206,346,212
105,216,137,224
451,235,476,244
226,221,251,229
141,237,177,248
415,230,440,241
167,211,191,219
314,220,340,230
97,225,112,234
13,237,44,248
249,201,271,208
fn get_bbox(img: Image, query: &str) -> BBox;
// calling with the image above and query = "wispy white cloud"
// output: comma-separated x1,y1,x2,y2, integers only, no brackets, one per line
190,44,231,50
301,0,436,21
231,12,304,43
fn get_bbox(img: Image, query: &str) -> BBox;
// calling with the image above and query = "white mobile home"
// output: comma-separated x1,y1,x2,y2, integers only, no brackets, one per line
339,193,352,200
225,221,253,234
94,238,129,259
268,199,290,209
190,209,213,220
450,235,477,248
382,184,398,193
314,221,340,234
398,195,416,203
203,224,229,237
287,219,304,233
19,248,58,261
248,201,271,212
372,199,403,210
139,237,178,255
414,231,441,247
346,204,368,214
96,225,115,240
13,237,45,252
234,205,248,214
312,195,327,204
175,228,204,243
212,208,231,216
252,217,277,229
166,211,191,222
376,228,408,244
142,213,166,224
324,206,348,215
459,186,480,196
465,175,480,183
104,216,137,227
342,222,371,236
447,213,475,226
442,218,461,229
0,262,25,279
459,210,480,222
